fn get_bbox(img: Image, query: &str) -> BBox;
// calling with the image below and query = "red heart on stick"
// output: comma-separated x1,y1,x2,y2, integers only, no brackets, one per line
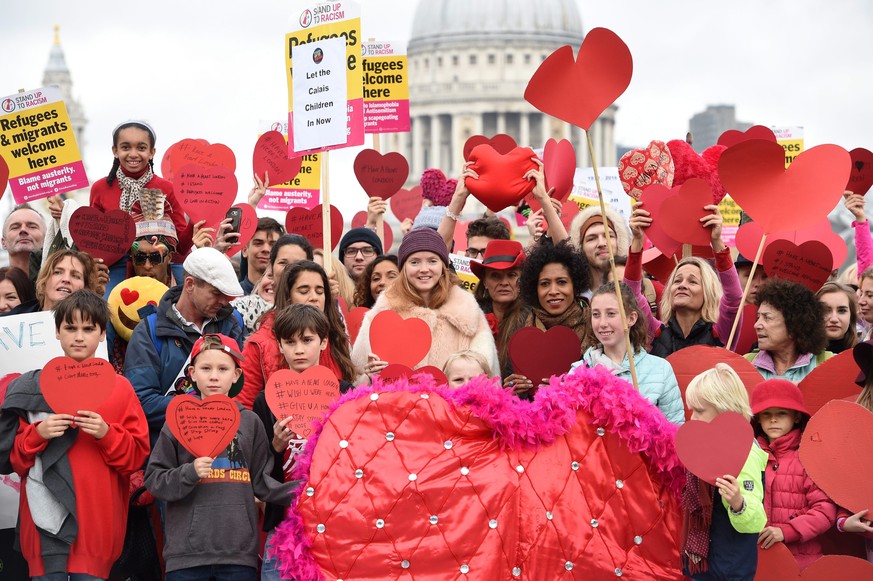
463,134,518,162
345,307,370,345
390,186,424,222
508,325,581,388
466,145,538,213
618,140,675,201
735,220,848,271
175,163,238,230
166,394,240,458
284,204,343,251
847,147,873,196
369,311,432,368
524,28,633,131
542,138,576,202
353,149,409,199
657,178,716,247
639,184,683,257
797,350,862,416
717,125,777,148
762,240,833,292
675,412,753,485
754,543,799,581
265,367,341,437
170,139,236,174
718,140,851,233
68,207,136,265
800,555,873,580
0,154,9,199
41,357,116,416
252,131,302,185
224,203,259,257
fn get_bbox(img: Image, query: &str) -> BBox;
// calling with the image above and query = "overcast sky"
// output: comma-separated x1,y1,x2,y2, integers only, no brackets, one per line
2,0,872,221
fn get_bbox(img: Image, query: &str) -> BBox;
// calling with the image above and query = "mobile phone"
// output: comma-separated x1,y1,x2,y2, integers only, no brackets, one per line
225,207,242,235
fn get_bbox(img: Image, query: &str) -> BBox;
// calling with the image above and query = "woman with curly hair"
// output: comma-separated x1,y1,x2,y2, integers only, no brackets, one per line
815,281,859,354
352,255,399,308
744,278,831,381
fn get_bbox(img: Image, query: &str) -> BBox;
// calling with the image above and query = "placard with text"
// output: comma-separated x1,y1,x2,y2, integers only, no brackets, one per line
257,120,321,211
362,40,410,134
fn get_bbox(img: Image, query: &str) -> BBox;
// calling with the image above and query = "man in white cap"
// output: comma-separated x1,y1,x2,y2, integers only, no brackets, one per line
124,247,245,448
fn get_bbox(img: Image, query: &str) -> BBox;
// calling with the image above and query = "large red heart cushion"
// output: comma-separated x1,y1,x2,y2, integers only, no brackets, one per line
666,140,728,204
618,140,675,200
369,310,432,368
508,326,581,388
68,207,136,265
675,412,754,485
41,357,117,415
761,240,833,292
266,367,341,437
848,147,873,196
269,366,685,580
166,394,240,458
463,134,517,162
466,145,538,213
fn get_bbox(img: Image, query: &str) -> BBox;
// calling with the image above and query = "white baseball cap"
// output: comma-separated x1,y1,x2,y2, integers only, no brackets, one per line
182,247,244,297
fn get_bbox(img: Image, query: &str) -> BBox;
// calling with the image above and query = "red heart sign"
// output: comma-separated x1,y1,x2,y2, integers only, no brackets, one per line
639,184,683,257
351,210,367,229
223,203,259,257
389,186,423,223
797,350,862,416
68,207,136,265
754,542,799,581
734,304,759,360
166,394,240,458
717,125,777,148
508,325,581,389
658,178,716,247
675,412,753,485
800,555,873,580
667,140,728,204
762,239,833,292
252,131,302,186
379,364,448,386
169,139,236,174
462,134,518,162
847,147,873,196
419,168,456,206
466,145,538,213
160,141,181,181
735,220,848,272
265,367,340,437
284,204,343,251
0,154,9,199
346,307,370,345
719,140,851,233
353,149,409,199
524,28,633,131
370,310,432,368
542,138,576,202
618,140,675,201
41,357,116,416
175,163,238,230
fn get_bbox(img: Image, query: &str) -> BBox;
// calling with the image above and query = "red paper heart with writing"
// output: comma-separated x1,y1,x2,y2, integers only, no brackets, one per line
847,147,873,196
666,140,727,204
639,184,683,257
41,357,116,416
735,220,848,271
800,555,873,580
0,154,9,199
370,311,432,368
675,412,753,485
618,140,675,201
68,207,136,265
168,138,236,175
284,204,343,251
797,350,862,416
224,203,259,257
762,240,833,292
542,138,576,202
657,178,716,247
754,542,799,581
166,394,240,458
524,28,633,131
346,307,370,345
390,186,423,223
160,141,182,181
466,145,538,213
265,367,340,437
175,163,238,230
463,134,518,161
719,140,851,233
799,400,873,514
253,130,302,185
508,325,581,388
354,150,409,199
717,125,777,148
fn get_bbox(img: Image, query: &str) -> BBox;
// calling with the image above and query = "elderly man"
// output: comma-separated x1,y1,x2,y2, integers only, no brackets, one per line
2,204,46,280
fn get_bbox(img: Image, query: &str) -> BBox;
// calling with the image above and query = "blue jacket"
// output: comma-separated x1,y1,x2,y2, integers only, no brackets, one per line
124,285,244,448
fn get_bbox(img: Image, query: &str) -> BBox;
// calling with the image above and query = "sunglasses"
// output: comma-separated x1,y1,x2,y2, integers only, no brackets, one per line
132,251,166,265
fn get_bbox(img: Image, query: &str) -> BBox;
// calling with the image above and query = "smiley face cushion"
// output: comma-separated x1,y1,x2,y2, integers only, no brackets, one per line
108,276,169,342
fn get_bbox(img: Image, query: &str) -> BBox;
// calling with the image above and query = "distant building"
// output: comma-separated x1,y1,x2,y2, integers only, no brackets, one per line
43,25,88,164
688,105,750,152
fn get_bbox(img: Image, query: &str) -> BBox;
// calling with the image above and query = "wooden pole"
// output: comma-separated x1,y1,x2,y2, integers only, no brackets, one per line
321,151,332,276
725,234,766,350
371,134,385,249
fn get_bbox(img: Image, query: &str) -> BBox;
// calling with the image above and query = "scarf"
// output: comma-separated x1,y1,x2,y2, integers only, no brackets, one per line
116,166,154,213
681,471,714,574
529,301,589,343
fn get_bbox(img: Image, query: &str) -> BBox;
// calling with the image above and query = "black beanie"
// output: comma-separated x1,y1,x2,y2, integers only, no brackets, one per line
338,227,383,257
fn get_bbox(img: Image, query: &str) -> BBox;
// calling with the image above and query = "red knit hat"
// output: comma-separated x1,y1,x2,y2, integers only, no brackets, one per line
750,379,810,417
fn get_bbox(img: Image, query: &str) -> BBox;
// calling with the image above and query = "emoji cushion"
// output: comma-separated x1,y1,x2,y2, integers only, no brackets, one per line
108,276,169,342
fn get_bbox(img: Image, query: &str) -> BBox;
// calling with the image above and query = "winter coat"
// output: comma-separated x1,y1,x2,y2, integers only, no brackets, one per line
743,351,832,383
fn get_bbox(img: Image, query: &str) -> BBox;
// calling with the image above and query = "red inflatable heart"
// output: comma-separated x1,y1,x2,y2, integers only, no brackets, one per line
618,140,675,201
762,240,833,292
370,310,432,368
735,220,848,271
389,186,423,223
463,134,518,161
265,367,341,437
718,140,851,233
675,412,753,485
524,28,633,131
252,130,302,186
353,149,409,199
666,140,728,204
639,184,683,257
797,350,862,416
175,163,238,230
68,207,136,265
345,307,370,347
542,138,576,202
717,125,777,148
41,357,116,416
847,147,873,196
223,203,259,257
657,178,716,247
166,394,240,458
0,154,8,199
466,145,538,213
284,204,343,251
508,325,581,389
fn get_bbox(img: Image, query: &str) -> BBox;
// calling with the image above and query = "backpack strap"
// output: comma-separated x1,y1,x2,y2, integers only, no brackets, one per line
146,312,162,357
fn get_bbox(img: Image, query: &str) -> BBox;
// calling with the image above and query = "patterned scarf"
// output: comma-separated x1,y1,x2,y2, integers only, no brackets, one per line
116,166,154,213
681,471,714,574
529,301,589,343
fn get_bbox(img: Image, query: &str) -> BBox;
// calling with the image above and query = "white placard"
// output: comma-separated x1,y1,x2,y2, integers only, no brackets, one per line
292,37,348,152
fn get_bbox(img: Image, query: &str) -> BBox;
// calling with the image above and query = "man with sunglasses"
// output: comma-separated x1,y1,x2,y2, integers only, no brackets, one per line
128,219,178,287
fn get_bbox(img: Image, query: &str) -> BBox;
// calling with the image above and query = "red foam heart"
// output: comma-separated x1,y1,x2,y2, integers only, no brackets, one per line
224,203,259,257
524,28,633,131
717,125,777,148
734,304,759,360
175,163,238,230
41,357,116,415
284,204,343,251
675,412,753,485
120,288,139,306
252,131,302,185
667,140,728,204
419,169,456,206
466,145,538,213
719,140,851,233
370,310,432,368
462,134,518,162
797,350,862,416
754,542,800,581
542,138,576,202
166,394,240,458
68,207,136,265
762,239,833,292
508,325,581,389
657,178,716,247
618,140,675,200
639,184,683,257
345,307,370,346
735,220,848,271
354,149,409,199
800,555,873,580
0,154,9,199
389,186,423,223
848,147,873,196
168,138,236,175
378,364,449,387
265,367,340,437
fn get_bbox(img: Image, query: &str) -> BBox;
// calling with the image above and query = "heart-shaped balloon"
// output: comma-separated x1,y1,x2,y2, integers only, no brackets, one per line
797,350,862,416
419,168,456,206
466,145,538,213
717,125,777,148
370,311,432,368
462,134,518,162
508,326,581,389
618,140,675,201
166,394,240,458
762,240,833,292
345,307,370,345
542,138,576,202
658,178,716,247
847,147,873,196
41,357,117,416
68,207,136,265
265,367,341,437
284,204,343,251
175,163,238,231
666,140,728,204
639,184,683,257
354,149,409,199
734,220,848,271
524,28,633,131
390,186,423,223
253,131,302,185
675,412,753,485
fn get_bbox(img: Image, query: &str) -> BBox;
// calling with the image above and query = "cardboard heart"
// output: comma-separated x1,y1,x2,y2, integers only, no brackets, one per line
252,130,302,185
166,394,240,458
754,542,799,581
847,147,873,196
718,140,851,233
618,140,675,201
639,184,683,257
0,154,8,199
265,367,341,437
762,240,833,292
389,186,423,223
542,138,576,202
160,141,181,181
508,325,581,388
169,138,236,174
354,149,409,199
369,311,432,368
800,400,873,514
657,179,716,247
223,203,259,257
379,364,449,387
734,304,759,360
800,555,873,580
797,350,862,416
675,412,753,485
735,220,848,271
284,204,343,251
68,207,136,265
345,307,370,346
524,28,633,131
466,145,538,213
348,211,394,254
41,357,116,416
666,140,728,204
717,125,777,148
462,134,518,161
175,163,238,230
351,210,367,229
419,169,456,206
377,363,416,383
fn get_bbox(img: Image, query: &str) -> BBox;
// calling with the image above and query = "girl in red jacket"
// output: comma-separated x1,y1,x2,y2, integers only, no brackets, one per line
751,379,837,569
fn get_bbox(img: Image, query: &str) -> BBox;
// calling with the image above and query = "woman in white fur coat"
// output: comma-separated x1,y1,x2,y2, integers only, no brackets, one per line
351,228,499,383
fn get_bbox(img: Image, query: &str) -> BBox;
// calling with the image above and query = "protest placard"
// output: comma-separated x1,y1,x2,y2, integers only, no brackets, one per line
771,126,804,168
567,167,633,225
256,120,321,212
450,254,479,295
362,40,410,134
293,36,348,151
